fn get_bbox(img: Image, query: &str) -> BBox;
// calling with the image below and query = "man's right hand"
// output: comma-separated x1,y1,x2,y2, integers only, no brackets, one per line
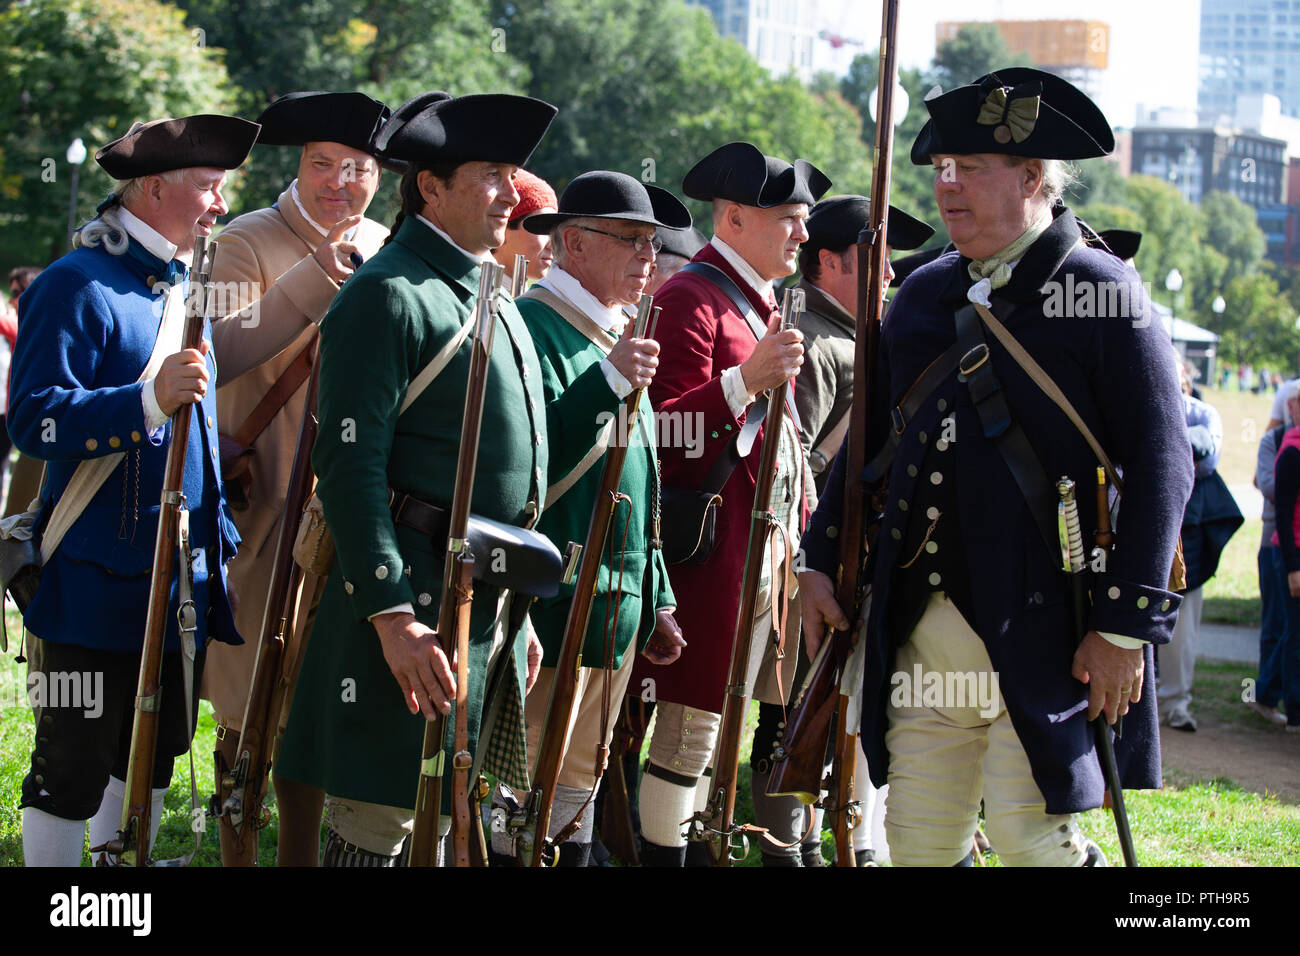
373,611,455,720
155,340,211,417
739,310,803,394
607,320,660,390
313,214,364,283
798,568,848,662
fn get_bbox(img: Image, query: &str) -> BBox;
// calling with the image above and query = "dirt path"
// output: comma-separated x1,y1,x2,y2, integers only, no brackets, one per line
1159,708,1300,804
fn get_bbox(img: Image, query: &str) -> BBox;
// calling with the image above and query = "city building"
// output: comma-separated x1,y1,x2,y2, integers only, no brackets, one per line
1200,0,1300,121
935,19,1109,99
687,0,817,83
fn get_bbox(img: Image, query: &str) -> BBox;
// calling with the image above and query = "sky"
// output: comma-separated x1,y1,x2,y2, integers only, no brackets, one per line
807,0,1202,129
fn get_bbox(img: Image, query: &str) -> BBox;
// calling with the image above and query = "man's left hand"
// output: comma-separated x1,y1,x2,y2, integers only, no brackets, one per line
525,621,544,694
1071,630,1143,725
642,608,686,665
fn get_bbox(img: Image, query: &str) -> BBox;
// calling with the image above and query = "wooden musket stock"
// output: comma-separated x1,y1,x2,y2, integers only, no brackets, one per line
408,261,504,867
517,295,658,867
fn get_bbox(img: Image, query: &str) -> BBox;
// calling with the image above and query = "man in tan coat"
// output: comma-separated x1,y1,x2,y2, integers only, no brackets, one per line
202,91,393,865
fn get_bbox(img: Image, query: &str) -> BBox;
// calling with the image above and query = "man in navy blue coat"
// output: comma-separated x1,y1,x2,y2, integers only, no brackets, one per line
799,69,1193,866
11,114,259,866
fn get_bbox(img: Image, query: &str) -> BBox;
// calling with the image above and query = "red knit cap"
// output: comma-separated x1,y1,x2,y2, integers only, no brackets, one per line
510,168,558,222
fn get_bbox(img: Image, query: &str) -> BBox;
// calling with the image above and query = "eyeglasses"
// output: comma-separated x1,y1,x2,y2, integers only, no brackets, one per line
576,226,662,254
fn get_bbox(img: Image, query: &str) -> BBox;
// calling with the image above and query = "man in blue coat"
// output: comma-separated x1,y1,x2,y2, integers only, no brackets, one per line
799,69,1193,866
11,114,260,865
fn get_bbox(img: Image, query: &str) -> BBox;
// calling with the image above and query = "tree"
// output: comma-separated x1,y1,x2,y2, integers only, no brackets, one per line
1121,175,1206,307
1200,190,1266,295
932,24,1031,91
0,0,236,266
179,0,523,218
1213,273,1299,370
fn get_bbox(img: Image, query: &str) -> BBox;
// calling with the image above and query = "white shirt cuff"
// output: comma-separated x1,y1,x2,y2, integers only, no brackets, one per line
142,378,170,435
1098,631,1146,650
599,357,633,400
369,603,415,621
721,365,754,419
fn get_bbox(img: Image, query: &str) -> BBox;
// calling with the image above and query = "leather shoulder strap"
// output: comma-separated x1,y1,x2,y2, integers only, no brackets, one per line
229,339,314,447
972,301,1123,493
680,261,767,340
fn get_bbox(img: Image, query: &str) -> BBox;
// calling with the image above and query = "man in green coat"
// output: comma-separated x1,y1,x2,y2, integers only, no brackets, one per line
501,171,692,865
275,91,560,866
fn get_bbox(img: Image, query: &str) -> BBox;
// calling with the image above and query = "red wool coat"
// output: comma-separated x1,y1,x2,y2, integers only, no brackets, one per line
631,243,801,713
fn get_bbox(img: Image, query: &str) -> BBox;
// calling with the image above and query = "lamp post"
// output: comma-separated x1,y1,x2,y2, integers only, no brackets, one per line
65,137,87,250
1210,295,1225,387
1165,268,1183,344
868,81,910,127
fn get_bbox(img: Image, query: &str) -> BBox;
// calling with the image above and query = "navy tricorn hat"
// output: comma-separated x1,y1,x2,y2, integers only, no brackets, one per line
1094,229,1142,261
96,114,261,178
910,67,1114,164
807,195,934,252
682,142,831,207
523,170,692,234
657,225,707,260
375,92,557,168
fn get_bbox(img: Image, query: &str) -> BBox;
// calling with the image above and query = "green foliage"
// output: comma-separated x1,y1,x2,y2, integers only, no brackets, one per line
1212,273,1300,368
932,23,1031,90
0,0,236,265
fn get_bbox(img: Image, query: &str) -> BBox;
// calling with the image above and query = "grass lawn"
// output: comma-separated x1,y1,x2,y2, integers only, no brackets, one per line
1197,387,1272,626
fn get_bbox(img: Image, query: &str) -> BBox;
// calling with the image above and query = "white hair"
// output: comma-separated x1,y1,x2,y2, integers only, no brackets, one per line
1005,156,1077,207
73,170,187,255
1286,380,1300,404
550,216,603,270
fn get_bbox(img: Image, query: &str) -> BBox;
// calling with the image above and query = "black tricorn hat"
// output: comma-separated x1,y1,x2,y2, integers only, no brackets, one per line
889,245,951,288
255,92,391,153
523,170,692,234
682,142,831,207
910,67,1114,164
1094,229,1142,261
375,93,556,168
657,225,707,260
807,195,934,252
96,114,261,179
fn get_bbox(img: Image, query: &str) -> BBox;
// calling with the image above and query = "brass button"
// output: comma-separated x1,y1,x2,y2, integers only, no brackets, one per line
418,593,432,606
1108,586,1121,600
891,528,902,541
899,499,909,511
927,506,939,520
930,472,943,485
108,436,121,449
907,465,918,477
1137,596,1149,609
928,572,941,586
85,438,98,452
343,580,354,595
207,415,214,428
918,431,928,444
1161,599,1171,611
937,399,948,412
131,430,142,443
826,526,838,539
375,565,389,580
925,541,938,554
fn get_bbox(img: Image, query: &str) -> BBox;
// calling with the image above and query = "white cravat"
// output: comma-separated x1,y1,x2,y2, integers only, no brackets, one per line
290,179,358,242
537,267,632,398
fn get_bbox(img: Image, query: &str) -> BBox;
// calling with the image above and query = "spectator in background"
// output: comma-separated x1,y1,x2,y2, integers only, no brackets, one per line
491,167,558,290
2,267,43,511
1268,383,1300,733
1162,359,1243,731
1253,405,1291,725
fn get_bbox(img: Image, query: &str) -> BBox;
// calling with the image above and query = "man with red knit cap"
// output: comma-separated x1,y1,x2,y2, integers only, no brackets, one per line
493,168,558,289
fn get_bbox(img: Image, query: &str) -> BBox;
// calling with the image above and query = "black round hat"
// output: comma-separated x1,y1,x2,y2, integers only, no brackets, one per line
375,92,556,169
910,67,1114,164
657,225,707,260
807,194,934,252
523,170,692,234
682,142,831,207
96,114,261,179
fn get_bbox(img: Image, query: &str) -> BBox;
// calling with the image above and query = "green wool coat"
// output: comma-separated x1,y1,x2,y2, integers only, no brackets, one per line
518,293,675,669
277,217,551,808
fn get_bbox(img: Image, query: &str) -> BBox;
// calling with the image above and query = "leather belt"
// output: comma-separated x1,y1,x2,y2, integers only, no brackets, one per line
389,489,450,541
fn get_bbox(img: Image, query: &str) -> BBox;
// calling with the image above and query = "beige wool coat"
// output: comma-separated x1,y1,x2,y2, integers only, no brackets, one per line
201,183,389,728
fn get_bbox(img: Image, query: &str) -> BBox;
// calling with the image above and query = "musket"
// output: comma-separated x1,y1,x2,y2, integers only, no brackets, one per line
408,260,505,867
513,295,658,867
1058,475,1138,867
766,0,901,867
689,287,804,867
215,341,324,859
107,236,218,866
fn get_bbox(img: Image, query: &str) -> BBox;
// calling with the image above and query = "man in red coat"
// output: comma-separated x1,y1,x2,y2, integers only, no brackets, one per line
632,142,829,865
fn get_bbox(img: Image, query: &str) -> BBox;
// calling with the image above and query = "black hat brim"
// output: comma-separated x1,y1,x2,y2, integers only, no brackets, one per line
378,94,557,169
96,114,261,179
255,91,391,155
522,172,691,234
682,142,831,207
657,225,707,260
807,195,934,251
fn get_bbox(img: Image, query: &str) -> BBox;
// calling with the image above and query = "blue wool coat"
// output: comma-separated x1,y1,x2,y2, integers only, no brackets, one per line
803,207,1193,814
9,236,241,654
